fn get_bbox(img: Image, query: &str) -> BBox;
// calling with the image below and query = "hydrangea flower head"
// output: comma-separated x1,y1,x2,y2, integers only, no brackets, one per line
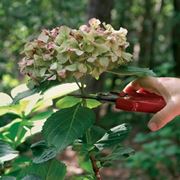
19,18,132,85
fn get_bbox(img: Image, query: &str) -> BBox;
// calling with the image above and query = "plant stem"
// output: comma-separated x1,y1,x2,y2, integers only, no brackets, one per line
106,70,131,76
90,154,102,180
68,93,116,102
73,76,87,106
73,77,101,179
73,76,82,91
14,120,24,148
80,79,87,107
84,127,101,180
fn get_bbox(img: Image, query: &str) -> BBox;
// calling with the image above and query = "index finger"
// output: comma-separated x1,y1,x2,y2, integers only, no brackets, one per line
123,77,171,101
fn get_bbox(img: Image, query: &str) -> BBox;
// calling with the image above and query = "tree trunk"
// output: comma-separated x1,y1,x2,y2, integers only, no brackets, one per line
87,0,114,23
85,0,114,121
149,0,164,68
138,0,154,67
172,0,180,76
86,0,114,93
138,0,164,68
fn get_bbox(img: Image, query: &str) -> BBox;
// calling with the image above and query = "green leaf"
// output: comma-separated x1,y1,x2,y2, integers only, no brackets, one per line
0,177,16,180
97,146,134,168
69,175,94,180
30,110,54,121
11,83,79,115
56,97,101,109
32,147,57,164
23,93,42,116
43,83,79,101
77,153,93,173
7,156,31,177
0,100,33,117
32,99,53,112
5,121,28,146
0,107,10,116
94,123,130,150
88,126,106,144
23,159,66,180
86,99,101,109
0,141,18,163
108,65,156,77
0,118,46,146
12,89,37,104
11,84,29,98
12,81,78,104
101,146,134,161
56,96,81,109
31,141,57,164
43,105,95,152
22,175,41,180
12,81,59,104
0,93,13,106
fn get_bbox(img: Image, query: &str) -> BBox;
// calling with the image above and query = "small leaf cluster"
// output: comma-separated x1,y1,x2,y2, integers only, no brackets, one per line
19,18,132,86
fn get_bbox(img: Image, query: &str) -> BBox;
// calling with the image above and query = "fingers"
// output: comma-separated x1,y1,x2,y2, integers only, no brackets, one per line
123,80,141,93
124,77,171,101
148,101,177,131
123,77,160,95
123,77,179,131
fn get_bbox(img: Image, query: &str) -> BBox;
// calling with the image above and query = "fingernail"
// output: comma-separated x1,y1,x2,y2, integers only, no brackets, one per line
148,122,157,131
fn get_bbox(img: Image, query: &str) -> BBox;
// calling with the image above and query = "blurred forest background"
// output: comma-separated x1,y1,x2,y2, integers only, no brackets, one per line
0,0,180,179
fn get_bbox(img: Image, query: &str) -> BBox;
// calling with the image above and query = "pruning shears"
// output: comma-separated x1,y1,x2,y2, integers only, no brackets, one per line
115,89,166,113
74,89,166,113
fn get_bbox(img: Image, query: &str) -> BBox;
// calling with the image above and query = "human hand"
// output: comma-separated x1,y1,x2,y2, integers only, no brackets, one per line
123,77,180,131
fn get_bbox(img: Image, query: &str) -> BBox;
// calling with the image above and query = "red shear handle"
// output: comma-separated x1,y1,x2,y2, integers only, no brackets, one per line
115,89,166,113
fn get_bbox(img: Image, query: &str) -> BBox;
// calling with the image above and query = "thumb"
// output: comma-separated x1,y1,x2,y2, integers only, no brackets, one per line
148,102,177,131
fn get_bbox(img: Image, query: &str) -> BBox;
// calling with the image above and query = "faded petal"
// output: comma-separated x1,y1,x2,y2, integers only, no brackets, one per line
89,18,101,29
38,31,49,43
99,57,109,67
78,63,87,73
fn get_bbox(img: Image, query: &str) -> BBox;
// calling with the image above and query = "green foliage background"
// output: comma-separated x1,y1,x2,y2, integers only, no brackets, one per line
0,0,180,179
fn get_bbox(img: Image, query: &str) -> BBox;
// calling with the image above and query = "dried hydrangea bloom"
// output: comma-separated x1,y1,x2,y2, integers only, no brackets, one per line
19,18,132,86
